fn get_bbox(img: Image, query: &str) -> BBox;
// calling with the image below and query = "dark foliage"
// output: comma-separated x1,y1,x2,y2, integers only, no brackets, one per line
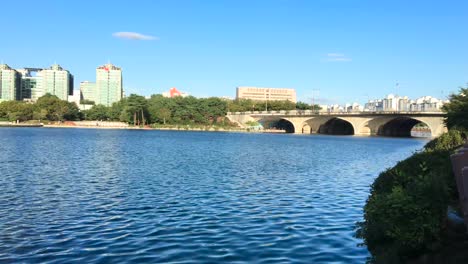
356,130,465,263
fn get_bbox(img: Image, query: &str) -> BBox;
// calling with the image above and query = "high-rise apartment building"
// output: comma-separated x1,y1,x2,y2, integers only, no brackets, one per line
80,63,123,106
236,86,297,103
95,63,122,106
0,64,20,101
39,64,73,101
17,68,42,101
16,64,73,101
80,81,97,103
21,75,40,101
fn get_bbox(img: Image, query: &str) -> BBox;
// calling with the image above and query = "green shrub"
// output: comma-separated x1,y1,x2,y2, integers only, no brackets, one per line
357,130,465,262
245,120,260,127
424,129,466,152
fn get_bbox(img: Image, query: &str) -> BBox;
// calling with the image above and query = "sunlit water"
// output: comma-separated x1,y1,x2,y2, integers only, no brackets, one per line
0,128,427,263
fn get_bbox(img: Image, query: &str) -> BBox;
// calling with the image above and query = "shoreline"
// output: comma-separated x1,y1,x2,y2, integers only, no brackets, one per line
1,124,430,138
0,124,43,128
42,124,286,134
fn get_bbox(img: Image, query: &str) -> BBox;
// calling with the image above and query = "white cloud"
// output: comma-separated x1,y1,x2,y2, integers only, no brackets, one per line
325,53,351,62
112,32,158,40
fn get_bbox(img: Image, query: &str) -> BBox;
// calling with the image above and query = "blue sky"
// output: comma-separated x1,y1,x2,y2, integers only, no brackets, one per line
1,0,467,104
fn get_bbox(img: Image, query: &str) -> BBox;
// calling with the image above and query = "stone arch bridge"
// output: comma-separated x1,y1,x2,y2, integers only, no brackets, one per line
227,110,447,137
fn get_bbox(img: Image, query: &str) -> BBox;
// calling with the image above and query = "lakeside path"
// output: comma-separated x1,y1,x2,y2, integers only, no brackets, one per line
43,124,286,133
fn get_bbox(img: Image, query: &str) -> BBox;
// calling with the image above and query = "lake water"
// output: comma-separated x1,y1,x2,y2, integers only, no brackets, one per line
0,128,427,263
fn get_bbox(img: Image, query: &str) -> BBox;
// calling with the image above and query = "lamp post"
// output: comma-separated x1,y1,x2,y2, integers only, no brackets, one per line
311,89,320,113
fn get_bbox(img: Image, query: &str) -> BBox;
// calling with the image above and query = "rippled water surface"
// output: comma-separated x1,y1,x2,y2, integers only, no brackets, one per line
0,128,427,263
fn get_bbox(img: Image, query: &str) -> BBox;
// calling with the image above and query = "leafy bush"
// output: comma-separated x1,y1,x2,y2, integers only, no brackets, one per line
424,129,466,152
443,86,468,130
356,130,465,262
245,120,260,127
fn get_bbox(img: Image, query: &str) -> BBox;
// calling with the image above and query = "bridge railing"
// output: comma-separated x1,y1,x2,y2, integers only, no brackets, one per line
227,110,444,115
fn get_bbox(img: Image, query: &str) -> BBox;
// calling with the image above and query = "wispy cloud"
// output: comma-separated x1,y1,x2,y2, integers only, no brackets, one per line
325,53,351,62
112,32,158,40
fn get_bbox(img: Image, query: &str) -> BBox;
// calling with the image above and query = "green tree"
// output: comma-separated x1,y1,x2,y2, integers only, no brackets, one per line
198,97,227,124
295,101,310,110
107,101,124,121
295,101,322,110
35,94,80,121
121,94,148,125
32,109,48,121
443,86,468,130
148,95,170,124
83,104,110,120
156,108,171,124
0,101,34,121
227,99,297,112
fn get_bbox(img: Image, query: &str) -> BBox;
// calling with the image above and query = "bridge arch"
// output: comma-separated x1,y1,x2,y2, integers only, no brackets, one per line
258,118,296,133
318,118,355,135
276,119,296,133
377,117,432,137
302,116,334,134
302,123,311,134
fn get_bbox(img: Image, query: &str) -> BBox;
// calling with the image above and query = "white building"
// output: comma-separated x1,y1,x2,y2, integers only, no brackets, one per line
68,90,80,105
381,94,411,112
364,99,383,112
328,104,345,113
346,102,364,112
410,96,446,112
364,94,446,112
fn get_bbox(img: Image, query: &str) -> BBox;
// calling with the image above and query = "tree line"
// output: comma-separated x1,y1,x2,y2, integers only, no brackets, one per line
0,94,80,122
0,93,320,125
227,99,321,112
83,94,229,125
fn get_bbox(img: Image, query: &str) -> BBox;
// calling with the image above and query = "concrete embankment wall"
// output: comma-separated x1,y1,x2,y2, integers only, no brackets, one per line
72,121,129,127
0,121,43,127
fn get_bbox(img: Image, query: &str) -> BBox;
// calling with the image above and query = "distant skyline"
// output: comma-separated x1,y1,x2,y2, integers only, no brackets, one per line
1,0,467,104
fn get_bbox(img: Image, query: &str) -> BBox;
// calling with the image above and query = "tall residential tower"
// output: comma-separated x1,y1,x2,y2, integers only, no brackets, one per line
79,81,97,103
16,64,73,101
17,68,42,101
96,63,122,106
39,64,73,101
0,64,20,101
